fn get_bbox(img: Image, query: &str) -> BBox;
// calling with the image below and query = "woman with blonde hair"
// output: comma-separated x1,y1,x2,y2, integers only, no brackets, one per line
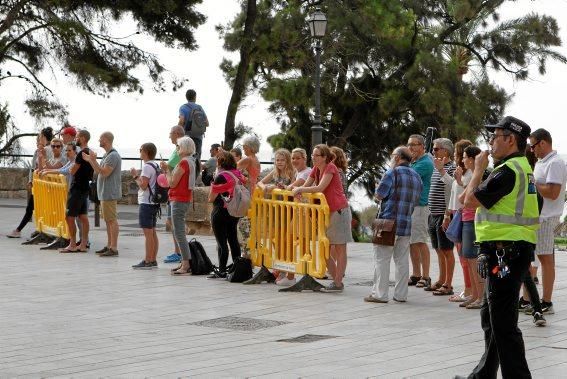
287,148,311,189
292,144,352,292
236,136,262,258
257,148,295,194
237,136,261,193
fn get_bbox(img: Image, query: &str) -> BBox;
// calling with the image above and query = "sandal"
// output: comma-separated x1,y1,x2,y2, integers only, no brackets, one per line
416,277,430,288
171,268,191,276
449,292,468,302
433,285,454,296
459,297,476,308
170,264,183,273
466,299,484,309
408,275,420,286
424,281,443,292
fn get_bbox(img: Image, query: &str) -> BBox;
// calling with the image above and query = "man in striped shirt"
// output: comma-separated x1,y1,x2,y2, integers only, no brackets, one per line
425,138,456,295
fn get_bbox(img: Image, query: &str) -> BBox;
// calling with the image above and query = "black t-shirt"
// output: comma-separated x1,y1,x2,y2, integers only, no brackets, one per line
213,173,228,207
473,153,521,210
72,147,94,192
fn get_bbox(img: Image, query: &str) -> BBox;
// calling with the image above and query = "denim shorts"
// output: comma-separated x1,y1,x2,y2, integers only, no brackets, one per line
139,203,158,229
461,221,478,259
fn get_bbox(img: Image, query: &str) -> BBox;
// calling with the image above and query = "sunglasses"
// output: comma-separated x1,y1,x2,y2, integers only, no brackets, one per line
51,145,62,148
530,140,542,150
433,147,444,152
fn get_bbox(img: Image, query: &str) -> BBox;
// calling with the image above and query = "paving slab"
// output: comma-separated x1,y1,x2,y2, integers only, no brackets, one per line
0,198,566,378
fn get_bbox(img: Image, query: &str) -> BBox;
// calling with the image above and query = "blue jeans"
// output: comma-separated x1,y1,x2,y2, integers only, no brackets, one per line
171,201,190,260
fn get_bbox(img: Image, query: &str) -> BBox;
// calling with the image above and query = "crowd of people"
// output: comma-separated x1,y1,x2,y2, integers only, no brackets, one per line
364,116,565,379
5,89,565,377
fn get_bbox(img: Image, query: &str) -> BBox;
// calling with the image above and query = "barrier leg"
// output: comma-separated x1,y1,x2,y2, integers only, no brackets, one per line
278,274,324,292
21,232,54,245
40,237,70,250
243,265,276,285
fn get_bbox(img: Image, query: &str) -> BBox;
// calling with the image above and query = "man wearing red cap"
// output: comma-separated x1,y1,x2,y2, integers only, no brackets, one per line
60,126,77,145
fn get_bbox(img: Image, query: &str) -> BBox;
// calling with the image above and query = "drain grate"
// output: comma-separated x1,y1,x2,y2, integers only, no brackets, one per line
190,316,289,331
277,334,337,343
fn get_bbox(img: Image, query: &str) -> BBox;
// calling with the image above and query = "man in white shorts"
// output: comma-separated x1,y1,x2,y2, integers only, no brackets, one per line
407,134,434,288
530,128,567,314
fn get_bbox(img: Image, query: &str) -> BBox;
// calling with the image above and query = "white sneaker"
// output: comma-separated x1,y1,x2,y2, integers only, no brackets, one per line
7,230,21,238
276,277,296,286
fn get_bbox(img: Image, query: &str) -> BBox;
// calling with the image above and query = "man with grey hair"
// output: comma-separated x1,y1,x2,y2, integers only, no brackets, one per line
425,137,456,295
407,134,434,288
365,146,422,303
162,125,186,264
83,131,122,257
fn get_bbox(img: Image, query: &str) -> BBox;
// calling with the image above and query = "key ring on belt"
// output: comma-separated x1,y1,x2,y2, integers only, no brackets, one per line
496,249,505,259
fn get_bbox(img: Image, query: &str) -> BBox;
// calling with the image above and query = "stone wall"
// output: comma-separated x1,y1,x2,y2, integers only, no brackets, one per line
0,167,213,234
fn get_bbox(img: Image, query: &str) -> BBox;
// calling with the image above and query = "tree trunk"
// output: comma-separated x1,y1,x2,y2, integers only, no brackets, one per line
223,0,257,149
0,133,37,154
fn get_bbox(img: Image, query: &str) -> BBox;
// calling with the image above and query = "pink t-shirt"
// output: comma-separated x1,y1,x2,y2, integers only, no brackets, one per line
462,207,475,222
310,162,348,212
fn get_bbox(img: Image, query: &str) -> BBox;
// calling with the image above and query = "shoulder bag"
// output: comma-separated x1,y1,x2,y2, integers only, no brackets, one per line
372,168,399,246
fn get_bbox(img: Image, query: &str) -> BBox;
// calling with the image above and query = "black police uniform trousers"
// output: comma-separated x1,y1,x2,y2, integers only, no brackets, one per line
469,241,533,379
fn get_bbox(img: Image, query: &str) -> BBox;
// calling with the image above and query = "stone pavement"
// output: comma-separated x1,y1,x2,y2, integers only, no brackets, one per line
0,198,566,378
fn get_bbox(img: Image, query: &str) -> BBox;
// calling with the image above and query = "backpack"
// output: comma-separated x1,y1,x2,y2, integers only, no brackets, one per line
221,170,251,218
148,162,169,204
183,156,196,190
227,256,253,283
188,106,207,138
188,238,213,275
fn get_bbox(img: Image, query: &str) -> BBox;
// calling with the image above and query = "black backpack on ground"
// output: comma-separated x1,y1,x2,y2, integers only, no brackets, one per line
148,162,168,204
227,257,253,283
188,238,213,275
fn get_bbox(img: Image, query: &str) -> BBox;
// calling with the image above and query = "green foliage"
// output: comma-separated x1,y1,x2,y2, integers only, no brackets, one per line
220,0,565,196
0,0,205,135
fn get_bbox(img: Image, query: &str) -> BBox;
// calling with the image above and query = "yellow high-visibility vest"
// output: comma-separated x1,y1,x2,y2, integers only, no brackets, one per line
475,156,539,243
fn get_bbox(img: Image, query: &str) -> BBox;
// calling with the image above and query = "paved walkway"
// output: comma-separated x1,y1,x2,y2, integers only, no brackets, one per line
0,198,566,378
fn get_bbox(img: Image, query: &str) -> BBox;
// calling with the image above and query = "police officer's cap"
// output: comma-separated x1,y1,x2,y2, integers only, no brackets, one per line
485,116,531,139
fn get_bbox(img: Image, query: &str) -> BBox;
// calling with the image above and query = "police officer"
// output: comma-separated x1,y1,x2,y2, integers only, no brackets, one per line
456,116,538,379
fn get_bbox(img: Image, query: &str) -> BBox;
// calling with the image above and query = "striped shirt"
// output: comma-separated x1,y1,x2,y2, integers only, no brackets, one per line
428,161,456,215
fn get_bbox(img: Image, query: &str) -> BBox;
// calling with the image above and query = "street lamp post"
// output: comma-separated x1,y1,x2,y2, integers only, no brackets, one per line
308,8,327,150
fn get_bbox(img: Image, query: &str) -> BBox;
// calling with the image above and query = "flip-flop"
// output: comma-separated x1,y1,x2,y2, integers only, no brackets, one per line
60,248,79,253
77,249,88,253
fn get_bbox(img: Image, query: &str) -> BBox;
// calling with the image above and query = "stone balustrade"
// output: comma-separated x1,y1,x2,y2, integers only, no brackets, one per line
0,167,213,234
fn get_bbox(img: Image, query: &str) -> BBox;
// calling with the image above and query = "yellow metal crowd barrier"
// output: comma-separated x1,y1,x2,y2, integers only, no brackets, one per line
247,188,330,279
32,172,69,239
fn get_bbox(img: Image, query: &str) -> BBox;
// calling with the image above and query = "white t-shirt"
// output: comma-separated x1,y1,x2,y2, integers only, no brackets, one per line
296,167,312,182
447,169,472,211
138,161,157,204
534,151,567,218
